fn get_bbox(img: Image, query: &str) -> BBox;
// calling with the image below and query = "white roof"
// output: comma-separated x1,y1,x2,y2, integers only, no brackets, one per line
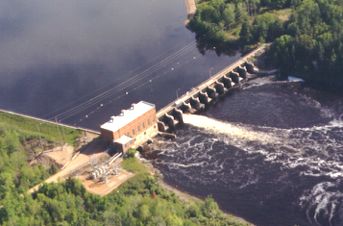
101,101,155,132
115,135,133,145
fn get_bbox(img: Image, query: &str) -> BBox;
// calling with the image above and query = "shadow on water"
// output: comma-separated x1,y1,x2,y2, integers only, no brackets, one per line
192,33,241,57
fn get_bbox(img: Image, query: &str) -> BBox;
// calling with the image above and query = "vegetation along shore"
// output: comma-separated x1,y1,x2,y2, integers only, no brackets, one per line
188,0,343,91
0,111,252,225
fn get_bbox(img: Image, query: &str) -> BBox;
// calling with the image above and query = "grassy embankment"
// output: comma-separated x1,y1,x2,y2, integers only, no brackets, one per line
0,112,81,147
0,111,82,191
0,113,250,225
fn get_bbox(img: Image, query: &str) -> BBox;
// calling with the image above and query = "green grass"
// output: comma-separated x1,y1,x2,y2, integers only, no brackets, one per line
268,8,292,22
0,112,82,146
121,156,149,175
224,26,241,41
222,7,292,41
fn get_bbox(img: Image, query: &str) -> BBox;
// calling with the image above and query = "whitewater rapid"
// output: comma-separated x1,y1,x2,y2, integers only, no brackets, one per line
147,77,343,226
148,114,343,226
183,114,279,144
184,114,343,178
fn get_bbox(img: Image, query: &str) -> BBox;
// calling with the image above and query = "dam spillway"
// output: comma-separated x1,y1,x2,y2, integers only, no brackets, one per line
148,76,343,226
157,45,268,132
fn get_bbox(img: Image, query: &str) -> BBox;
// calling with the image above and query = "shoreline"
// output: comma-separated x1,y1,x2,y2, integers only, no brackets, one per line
139,156,201,202
139,156,255,225
158,178,255,225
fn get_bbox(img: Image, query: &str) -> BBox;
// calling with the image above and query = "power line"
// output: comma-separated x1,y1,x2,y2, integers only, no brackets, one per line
46,41,195,119
65,54,201,124
50,41,197,121
43,41,195,119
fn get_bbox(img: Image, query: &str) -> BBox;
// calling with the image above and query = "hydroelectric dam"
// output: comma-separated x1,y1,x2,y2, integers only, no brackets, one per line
156,44,269,132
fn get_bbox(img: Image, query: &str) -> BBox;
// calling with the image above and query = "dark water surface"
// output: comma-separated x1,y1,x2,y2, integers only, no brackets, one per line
147,77,343,226
2,1,343,226
0,0,238,129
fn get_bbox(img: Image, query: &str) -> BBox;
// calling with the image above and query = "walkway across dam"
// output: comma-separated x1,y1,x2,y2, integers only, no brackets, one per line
1,45,268,141
157,45,268,132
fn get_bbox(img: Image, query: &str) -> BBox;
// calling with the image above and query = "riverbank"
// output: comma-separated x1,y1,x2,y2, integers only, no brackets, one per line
158,176,255,225
137,152,255,225
188,0,343,91
138,155,201,203
124,154,254,225
0,110,252,225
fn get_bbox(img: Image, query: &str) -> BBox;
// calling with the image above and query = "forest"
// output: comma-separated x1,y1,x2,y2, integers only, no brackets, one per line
189,0,343,90
0,112,249,226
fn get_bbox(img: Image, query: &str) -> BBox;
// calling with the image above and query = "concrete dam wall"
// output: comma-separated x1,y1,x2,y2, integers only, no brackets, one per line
157,45,268,132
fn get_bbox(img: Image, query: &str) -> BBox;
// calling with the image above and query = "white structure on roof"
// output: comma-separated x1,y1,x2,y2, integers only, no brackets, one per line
100,101,155,132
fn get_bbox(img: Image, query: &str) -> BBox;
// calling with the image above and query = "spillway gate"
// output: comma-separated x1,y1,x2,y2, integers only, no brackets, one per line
156,45,268,132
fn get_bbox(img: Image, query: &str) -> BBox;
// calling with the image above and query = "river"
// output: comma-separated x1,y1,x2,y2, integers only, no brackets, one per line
0,0,238,129
146,77,343,226
2,1,343,226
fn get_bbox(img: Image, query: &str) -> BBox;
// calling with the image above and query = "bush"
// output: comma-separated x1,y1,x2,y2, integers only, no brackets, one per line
125,149,137,158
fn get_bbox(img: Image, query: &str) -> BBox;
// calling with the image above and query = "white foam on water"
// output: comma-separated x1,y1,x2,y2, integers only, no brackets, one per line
168,161,206,168
154,106,343,225
183,114,278,144
184,113,343,180
182,113,343,225
288,76,305,82
300,181,343,226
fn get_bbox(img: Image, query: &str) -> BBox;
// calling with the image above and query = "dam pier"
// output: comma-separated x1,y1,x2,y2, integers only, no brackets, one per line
25,45,270,196
2,45,269,153
156,45,268,133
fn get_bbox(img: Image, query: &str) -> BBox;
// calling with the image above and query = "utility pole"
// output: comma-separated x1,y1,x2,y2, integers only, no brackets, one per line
60,121,66,144
209,67,213,78
35,123,43,156
176,88,180,99
55,117,65,149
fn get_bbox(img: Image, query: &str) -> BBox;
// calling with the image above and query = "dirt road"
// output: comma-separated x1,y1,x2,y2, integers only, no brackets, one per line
29,139,109,193
185,0,196,16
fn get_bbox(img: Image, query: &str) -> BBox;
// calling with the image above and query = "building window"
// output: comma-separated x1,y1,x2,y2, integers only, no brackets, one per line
132,129,135,135
148,119,151,125
142,122,145,129
138,126,141,132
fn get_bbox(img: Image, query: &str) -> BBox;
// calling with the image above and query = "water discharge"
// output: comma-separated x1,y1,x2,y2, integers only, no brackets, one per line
183,114,278,144
183,113,343,179
146,78,343,226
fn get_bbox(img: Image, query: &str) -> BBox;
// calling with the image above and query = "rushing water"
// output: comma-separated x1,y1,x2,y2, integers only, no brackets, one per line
146,77,343,226
2,1,343,225
0,0,238,129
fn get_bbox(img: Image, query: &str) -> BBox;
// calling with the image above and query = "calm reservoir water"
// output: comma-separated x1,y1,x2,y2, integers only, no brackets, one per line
2,1,343,226
0,0,238,129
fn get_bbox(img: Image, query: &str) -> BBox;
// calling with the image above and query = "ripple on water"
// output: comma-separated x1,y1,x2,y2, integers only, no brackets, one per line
146,80,343,226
